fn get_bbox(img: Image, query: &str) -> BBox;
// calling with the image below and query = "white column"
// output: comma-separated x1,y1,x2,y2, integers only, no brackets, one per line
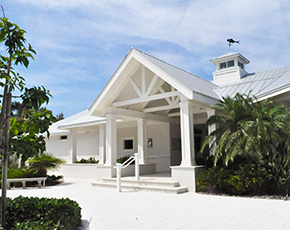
69,129,77,163
138,118,147,164
105,113,117,166
206,108,217,156
179,99,196,166
98,124,106,164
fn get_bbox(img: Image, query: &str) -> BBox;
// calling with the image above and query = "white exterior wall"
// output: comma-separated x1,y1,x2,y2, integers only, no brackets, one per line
46,130,99,162
46,135,70,162
77,131,99,160
47,123,171,172
116,126,138,158
147,123,170,172
116,123,171,172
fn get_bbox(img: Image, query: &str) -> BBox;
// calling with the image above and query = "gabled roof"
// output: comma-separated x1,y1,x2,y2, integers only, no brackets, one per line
135,49,220,100
214,66,290,99
89,48,220,115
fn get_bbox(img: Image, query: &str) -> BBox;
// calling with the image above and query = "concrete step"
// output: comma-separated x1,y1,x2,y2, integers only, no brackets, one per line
102,178,180,188
92,182,188,194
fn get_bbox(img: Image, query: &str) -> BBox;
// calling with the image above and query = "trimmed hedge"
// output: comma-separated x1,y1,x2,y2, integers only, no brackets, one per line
6,196,82,230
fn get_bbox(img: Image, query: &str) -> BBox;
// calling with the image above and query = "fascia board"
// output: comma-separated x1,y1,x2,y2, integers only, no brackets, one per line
192,92,220,106
256,85,290,102
58,119,106,130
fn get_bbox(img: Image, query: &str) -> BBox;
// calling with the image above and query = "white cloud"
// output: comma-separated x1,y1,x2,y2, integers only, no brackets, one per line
4,0,290,116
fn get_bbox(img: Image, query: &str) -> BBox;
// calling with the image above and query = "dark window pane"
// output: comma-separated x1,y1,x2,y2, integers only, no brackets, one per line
220,62,226,69
60,135,67,140
124,140,133,149
227,60,234,67
238,62,244,69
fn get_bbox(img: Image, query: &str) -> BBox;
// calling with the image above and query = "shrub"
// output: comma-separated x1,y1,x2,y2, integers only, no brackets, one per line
74,157,99,164
46,174,63,186
196,164,275,196
27,153,65,176
14,220,63,229
6,196,82,230
117,155,134,165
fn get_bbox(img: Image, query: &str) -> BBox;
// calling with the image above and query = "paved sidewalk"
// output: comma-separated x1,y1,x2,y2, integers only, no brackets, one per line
7,178,290,230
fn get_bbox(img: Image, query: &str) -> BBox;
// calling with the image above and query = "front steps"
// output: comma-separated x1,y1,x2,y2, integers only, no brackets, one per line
92,177,188,194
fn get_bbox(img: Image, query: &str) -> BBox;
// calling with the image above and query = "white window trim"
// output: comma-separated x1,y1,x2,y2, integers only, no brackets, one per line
121,137,135,152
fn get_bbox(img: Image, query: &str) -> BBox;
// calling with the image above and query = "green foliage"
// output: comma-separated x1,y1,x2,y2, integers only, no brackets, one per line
55,112,65,121
46,175,63,186
14,220,62,230
21,86,51,112
201,93,290,196
0,17,56,169
6,196,82,230
27,153,65,177
117,155,134,165
197,164,274,195
10,134,46,166
74,157,99,164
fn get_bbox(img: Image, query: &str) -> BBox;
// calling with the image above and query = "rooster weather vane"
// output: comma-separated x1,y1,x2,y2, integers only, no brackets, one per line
227,38,240,47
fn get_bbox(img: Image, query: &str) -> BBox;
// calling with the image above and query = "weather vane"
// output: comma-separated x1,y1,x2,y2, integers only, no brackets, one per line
227,38,240,50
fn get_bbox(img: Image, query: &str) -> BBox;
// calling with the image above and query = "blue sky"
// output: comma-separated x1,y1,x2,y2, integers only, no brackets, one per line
2,0,290,117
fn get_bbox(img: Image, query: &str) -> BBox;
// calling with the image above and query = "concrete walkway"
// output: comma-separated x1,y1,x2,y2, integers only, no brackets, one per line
7,178,290,230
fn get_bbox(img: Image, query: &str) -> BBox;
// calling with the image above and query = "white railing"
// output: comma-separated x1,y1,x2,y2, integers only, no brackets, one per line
115,153,139,192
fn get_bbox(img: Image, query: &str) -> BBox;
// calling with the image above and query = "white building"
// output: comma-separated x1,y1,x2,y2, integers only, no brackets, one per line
46,48,290,192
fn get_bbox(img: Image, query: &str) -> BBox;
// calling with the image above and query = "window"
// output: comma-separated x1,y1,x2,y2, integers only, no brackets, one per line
122,138,134,150
60,135,67,140
238,61,244,69
219,60,235,69
220,62,226,69
227,60,234,67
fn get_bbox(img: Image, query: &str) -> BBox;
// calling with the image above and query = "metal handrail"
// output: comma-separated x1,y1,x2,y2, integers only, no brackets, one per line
120,156,135,168
115,153,139,192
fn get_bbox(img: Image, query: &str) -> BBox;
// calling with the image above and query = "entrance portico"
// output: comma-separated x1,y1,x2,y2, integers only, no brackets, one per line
89,48,219,190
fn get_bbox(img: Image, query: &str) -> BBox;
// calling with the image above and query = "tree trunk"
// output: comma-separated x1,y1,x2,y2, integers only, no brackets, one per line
1,92,11,228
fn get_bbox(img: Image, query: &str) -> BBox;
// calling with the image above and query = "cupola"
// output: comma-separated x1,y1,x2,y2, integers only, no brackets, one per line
210,52,250,85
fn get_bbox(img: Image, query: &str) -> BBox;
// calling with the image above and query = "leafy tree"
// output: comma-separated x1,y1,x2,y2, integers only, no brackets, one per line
201,93,290,195
0,17,55,227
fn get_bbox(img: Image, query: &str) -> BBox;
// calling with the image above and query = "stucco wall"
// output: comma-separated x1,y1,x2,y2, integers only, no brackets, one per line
46,130,99,162
46,123,171,172
116,123,171,172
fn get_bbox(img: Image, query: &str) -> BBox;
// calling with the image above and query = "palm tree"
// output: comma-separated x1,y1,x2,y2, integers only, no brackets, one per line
27,153,65,177
202,93,290,164
201,93,290,195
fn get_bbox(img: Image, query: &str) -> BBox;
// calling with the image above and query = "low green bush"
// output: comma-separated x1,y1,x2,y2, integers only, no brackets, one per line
46,174,63,186
6,196,82,230
74,157,99,164
197,164,274,196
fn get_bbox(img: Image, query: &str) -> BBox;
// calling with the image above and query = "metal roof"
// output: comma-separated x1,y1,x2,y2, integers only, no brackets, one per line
134,48,221,100
48,110,105,134
214,66,290,99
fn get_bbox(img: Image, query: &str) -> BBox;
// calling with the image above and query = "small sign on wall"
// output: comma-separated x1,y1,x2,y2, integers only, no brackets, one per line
147,138,153,148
